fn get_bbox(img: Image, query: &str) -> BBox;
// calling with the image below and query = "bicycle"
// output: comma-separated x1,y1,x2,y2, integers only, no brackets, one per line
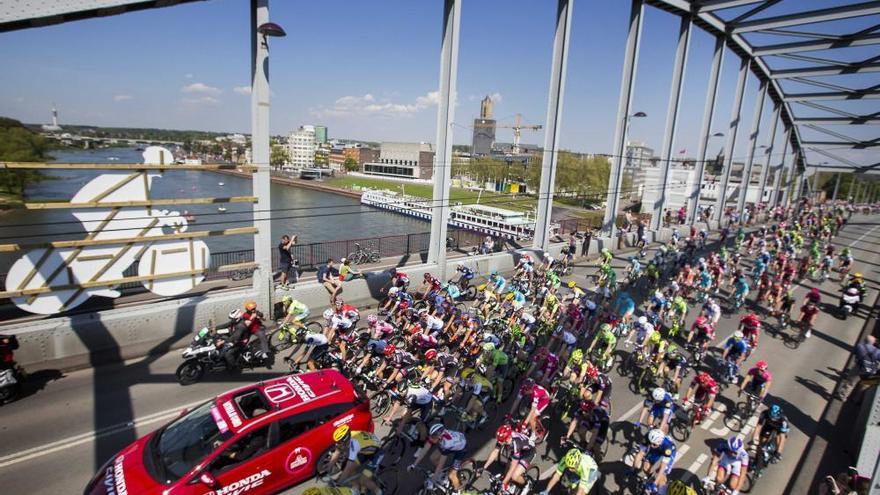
229,254,256,281
411,462,477,495
268,320,323,353
348,242,380,265
724,392,761,432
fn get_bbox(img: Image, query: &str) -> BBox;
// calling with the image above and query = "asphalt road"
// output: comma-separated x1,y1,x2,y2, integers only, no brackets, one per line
0,216,876,495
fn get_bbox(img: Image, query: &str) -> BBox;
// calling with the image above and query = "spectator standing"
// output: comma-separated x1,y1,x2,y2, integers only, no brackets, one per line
317,258,341,304
277,234,298,289
838,335,880,402
581,228,593,257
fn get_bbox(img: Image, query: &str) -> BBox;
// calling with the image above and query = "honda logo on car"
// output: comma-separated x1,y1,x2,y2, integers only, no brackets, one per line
222,400,242,427
285,375,316,401
103,455,127,495
206,470,271,495
285,447,312,474
263,383,296,404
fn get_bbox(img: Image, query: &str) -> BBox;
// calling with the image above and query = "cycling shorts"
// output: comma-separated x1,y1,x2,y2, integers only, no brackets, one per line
719,455,747,477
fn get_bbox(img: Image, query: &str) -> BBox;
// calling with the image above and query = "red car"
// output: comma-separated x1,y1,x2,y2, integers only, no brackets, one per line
84,370,372,495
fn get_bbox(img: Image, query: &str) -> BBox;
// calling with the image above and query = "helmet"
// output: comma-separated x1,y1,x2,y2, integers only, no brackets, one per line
281,295,292,305
425,349,438,361
332,425,350,443
727,436,744,452
638,316,648,326
652,387,666,402
579,399,595,414
570,349,584,364
383,344,396,357
524,254,532,262
696,371,711,385
600,323,612,334
520,378,536,396
335,299,344,307
457,261,465,267
562,449,582,470
601,248,610,255
482,342,496,353
505,292,515,301
429,423,445,437
769,404,783,420
854,272,863,279
584,363,599,381
756,360,768,370
424,273,433,281
367,314,378,325
244,301,257,311
647,429,665,446
228,309,243,320
733,331,744,340
568,281,577,289
323,309,334,320
496,424,513,443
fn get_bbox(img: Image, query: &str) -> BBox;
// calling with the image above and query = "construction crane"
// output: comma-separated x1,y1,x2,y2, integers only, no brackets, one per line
474,113,542,155
499,114,542,155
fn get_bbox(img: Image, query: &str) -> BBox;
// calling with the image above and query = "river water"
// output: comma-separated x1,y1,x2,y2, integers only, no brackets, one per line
0,147,431,272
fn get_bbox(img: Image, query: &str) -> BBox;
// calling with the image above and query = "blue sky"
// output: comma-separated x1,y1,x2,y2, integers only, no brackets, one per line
0,0,877,164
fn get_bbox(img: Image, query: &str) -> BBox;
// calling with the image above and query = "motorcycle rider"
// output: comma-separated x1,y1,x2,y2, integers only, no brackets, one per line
0,333,21,398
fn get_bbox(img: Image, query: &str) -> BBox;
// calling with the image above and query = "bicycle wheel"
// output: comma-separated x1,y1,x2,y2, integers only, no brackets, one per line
370,391,392,417
369,251,381,263
269,328,295,353
670,415,691,442
723,407,746,432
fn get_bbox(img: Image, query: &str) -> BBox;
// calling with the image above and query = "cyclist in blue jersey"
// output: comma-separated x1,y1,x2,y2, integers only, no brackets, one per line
629,428,676,494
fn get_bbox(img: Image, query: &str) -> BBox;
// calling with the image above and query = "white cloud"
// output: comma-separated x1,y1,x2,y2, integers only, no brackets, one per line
181,82,221,96
185,73,194,79
181,96,220,106
309,91,440,118
233,86,252,95
113,94,133,102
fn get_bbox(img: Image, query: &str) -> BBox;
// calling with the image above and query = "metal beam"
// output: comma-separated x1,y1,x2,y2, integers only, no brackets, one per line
758,102,782,204
728,0,782,25
427,0,461,281
603,0,644,237
832,172,842,200
805,124,867,143
0,0,206,33
715,56,750,222
771,128,792,209
250,0,272,309
737,79,769,213
810,147,864,168
801,140,880,148
534,0,573,251
689,36,725,225
697,0,765,12
770,62,880,79
753,32,880,56
786,91,880,101
732,2,880,34
654,14,692,231
794,116,880,125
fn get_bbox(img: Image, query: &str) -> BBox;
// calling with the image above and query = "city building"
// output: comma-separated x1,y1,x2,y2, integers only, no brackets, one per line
328,148,347,171
472,95,496,156
287,125,316,169
41,104,62,132
625,141,655,201
639,162,772,215
314,125,328,144
363,142,434,180
344,145,380,169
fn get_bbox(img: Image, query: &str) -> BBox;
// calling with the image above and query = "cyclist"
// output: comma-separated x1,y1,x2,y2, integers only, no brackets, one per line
489,271,507,295
687,315,715,351
799,300,821,339
279,296,310,330
355,315,395,374
704,436,749,495
587,323,617,366
286,324,329,371
540,448,600,495
455,261,475,289
683,371,718,420
629,428,676,494
329,425,384,495
720,331,749,383
738,313,761,352
750,404,790,463
409,423,468,492
657,346,688,394
636,387,676,432
564,398,611,458
480,424,537,494
460,367,493,426
385,377,435,432
513,378,550,437
739,360,772,402
599,247,613,266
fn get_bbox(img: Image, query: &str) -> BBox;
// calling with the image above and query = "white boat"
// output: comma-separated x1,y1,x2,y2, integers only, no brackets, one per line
360,189,557,240
218,182,225,186
217,207,227,213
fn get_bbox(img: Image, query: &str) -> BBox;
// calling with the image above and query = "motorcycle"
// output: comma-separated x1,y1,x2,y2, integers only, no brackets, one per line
0,334,23,405
176,326,274,385
839,287,861,320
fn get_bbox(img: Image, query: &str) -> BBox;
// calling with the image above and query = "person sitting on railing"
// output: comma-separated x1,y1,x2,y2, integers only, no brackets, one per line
317,258,341,305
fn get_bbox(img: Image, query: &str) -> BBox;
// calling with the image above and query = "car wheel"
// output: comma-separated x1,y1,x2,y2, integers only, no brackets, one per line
315,446,344,477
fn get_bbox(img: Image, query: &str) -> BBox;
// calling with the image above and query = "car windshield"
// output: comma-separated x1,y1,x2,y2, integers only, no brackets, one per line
147,401,230,483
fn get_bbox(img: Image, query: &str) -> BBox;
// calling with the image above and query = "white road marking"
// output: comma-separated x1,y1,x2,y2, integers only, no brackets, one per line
616,401,644,423
0,399,208,469
673,444,690,464
541,465,557,480
688,453,709,474
849,224,879,247
700,410,721,430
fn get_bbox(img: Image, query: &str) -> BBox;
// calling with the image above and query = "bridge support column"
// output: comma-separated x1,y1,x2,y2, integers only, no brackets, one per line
832,172,842,201
770,127,792,209
688,36,724,226
603,0,644,238
757,102,781,206
427,0,461,281
736,79,767,214
715,57,750,224
534,0,573,251
250,0,273,309
653,15,691,231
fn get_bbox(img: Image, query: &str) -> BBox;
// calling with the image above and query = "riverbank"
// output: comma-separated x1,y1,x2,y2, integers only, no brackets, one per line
213,168,363,199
